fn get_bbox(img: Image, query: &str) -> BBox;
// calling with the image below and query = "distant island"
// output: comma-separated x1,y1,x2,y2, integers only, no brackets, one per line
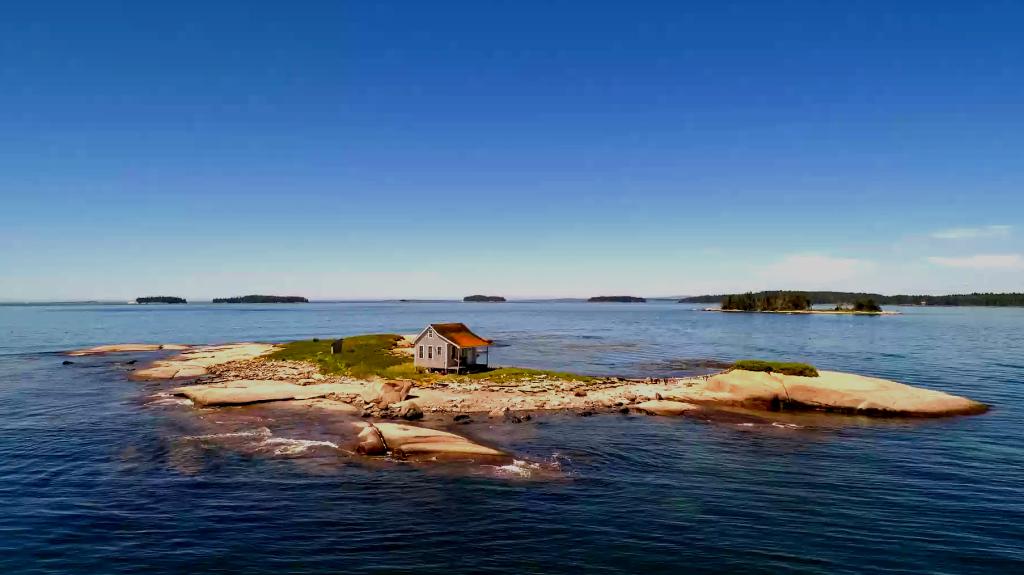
717,292,886,314
136,296,186,304
721,292,811,312
463,295,506,302
680,291,1024,307
588,296,647,303
713,291,889,314
212,295,309,304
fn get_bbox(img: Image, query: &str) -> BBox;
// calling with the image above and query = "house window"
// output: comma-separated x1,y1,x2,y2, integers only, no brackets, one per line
418,346,423,359
437,346,443,357
428,330,433,339
428,346,433,359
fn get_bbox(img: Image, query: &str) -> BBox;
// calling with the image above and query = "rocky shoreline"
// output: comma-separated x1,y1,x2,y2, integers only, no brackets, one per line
68,342,989,464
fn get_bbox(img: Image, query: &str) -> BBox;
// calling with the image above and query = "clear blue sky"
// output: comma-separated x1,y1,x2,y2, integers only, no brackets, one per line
2,1,1022,300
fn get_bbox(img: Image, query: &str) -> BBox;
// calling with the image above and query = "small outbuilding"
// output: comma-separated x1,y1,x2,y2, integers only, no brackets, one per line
413,323,493,373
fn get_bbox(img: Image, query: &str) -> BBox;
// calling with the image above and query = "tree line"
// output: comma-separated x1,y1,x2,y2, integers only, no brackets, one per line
682,291,1024,307
721,292,812,311
136,296,186,304
212,295,309,303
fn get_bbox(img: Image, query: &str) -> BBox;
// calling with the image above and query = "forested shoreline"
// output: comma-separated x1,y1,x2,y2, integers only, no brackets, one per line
681,291,1024,307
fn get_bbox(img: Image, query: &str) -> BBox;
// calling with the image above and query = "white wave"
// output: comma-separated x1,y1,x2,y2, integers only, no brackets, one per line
491,459,541,478
145,397,194,407
771,422,803,429
546,451,570,469
261,437,338,455
182,427,273,441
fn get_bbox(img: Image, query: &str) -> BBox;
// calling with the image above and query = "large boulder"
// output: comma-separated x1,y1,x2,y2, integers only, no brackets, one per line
362,380,413,407
690,369,987,416
355,424,387,455
354,422,505,459
394,400,423,420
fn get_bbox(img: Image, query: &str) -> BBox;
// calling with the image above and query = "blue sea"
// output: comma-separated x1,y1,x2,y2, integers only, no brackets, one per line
0,302,1021,574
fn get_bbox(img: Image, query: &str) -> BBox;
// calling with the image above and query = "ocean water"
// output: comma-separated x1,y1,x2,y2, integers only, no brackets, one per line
0,302,1022,574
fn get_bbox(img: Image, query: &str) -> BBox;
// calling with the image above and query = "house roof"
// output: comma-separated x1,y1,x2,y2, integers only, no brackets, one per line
427,323,493,348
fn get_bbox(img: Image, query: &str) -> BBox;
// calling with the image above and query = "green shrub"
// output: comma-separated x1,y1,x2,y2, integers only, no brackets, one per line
853,298,882,312
733,359,819,377
381,362,422,379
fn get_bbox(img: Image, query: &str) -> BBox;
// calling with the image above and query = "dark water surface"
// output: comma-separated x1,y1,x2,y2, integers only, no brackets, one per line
1,302,1022,574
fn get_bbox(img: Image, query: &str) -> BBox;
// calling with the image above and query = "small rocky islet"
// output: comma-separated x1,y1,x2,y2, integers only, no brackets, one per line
68,337,988,468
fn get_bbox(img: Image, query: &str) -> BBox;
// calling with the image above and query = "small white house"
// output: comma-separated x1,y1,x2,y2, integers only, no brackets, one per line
413,323,492,373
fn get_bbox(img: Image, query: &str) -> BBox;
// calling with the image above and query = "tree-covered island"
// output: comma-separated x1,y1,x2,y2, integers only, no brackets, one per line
721,292,811,312
212,295,309,304
588,296,647,303
136,296,187,304
681,291,1024,307
716,292,887,314
463,295,506,302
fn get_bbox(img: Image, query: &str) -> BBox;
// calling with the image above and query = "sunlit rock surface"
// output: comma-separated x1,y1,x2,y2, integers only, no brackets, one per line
132,343,278,379
675,369,988,416
356,422,505,458
176,380,362,407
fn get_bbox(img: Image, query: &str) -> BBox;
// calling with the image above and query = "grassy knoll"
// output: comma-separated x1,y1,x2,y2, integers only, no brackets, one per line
266,335,595,382
733,360,819,377
267,335,415,379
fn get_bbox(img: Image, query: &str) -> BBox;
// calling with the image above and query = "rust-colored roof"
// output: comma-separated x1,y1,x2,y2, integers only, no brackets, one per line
429,323,493,348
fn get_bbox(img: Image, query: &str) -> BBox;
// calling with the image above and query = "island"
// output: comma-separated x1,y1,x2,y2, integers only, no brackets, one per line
211,295,309,304
71,337,987,419
135,296,187,304
588,296,647,303
463,295,506,302
711,291,892,314
721,291,811,312
67,336,988,465
680,290,1024,307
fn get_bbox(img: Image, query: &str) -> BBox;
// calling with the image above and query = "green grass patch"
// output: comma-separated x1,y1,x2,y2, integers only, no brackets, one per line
447,367,596,384
733,359,819,377
267,334,415,378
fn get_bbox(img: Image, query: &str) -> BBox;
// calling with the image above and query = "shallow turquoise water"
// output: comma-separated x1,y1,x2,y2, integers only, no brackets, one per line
0,302,1021,573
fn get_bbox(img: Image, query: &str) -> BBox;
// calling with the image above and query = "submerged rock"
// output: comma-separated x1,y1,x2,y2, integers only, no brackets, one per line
68,343,190,356
632,400,699,416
